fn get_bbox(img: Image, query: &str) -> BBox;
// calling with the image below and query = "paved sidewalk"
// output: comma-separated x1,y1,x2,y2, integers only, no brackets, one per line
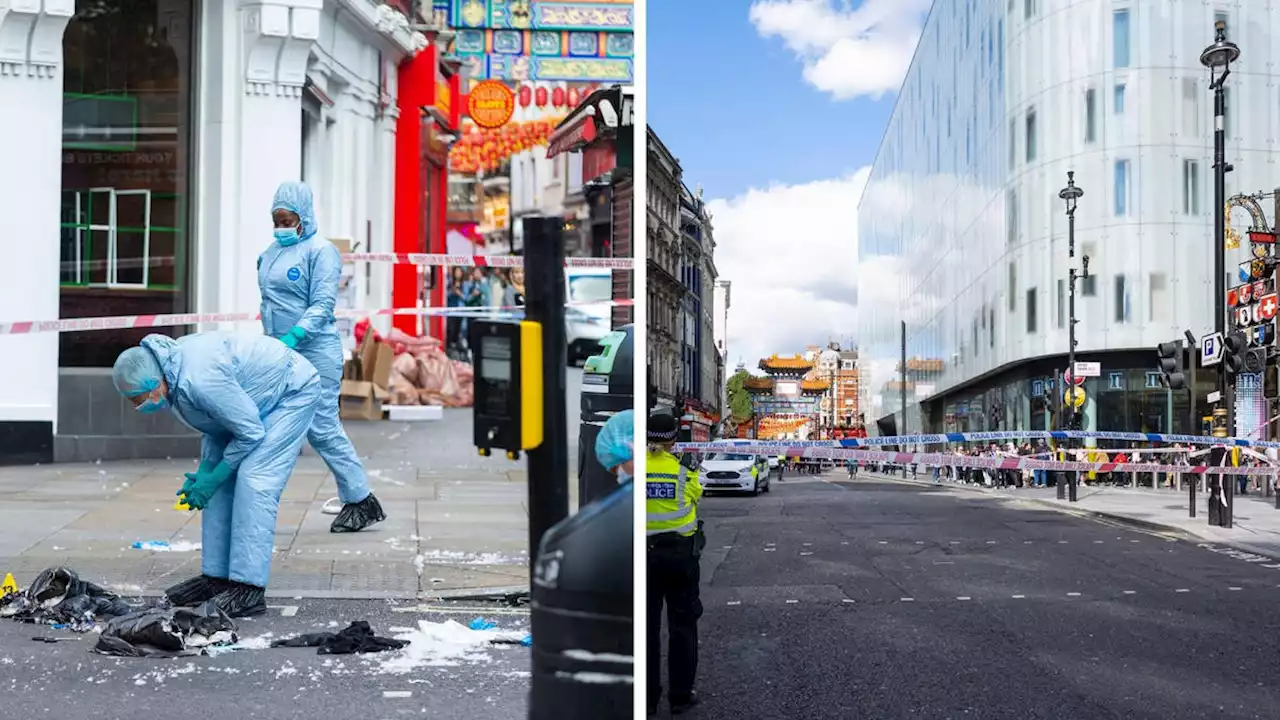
0,408,582,599
855,470,1280,559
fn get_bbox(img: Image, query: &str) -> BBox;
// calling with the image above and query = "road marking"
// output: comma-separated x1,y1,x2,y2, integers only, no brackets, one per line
727,601,741,606
383,691,413,699
1011,594,1025,599
267,605,299,617
1066,592,1081,597
956,596,971,601
933,561,954,565
391,604,531,616
900,597,915,602
1175,588,1190,593
785,599,799,604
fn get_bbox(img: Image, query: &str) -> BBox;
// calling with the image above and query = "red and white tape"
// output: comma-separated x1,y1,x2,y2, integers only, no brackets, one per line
673,444,1278,477
0,300,633,336
60,254,634,272
342,253,633,269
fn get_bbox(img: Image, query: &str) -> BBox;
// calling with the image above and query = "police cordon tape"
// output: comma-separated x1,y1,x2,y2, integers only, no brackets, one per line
341,253,634,270
676,429,1280,451
60,253,634,272
0,299,633,336
671,444,1276,477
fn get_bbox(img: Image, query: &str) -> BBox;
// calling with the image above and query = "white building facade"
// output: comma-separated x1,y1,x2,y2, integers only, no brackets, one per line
857,0,1280,437
0,0,425,463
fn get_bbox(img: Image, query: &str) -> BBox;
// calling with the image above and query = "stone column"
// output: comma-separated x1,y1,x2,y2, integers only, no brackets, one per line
0,0,74,463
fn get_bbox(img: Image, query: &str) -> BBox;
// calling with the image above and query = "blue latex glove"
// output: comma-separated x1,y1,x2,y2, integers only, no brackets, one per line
177,461,234,511
279,326,307,349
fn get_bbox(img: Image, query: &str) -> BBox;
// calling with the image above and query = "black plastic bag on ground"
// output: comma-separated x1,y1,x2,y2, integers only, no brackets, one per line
271,621,408,655
93,601,238,658
0,567,135,631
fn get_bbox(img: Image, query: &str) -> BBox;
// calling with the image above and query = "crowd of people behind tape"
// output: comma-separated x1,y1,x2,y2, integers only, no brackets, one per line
841,440,1279,495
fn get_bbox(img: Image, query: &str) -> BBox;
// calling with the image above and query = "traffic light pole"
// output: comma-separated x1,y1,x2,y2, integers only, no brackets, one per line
1188,343,1197,518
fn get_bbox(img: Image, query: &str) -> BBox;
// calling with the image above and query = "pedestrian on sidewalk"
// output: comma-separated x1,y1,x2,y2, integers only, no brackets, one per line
111,331,320,617
259,181,385,534
646,410,703,716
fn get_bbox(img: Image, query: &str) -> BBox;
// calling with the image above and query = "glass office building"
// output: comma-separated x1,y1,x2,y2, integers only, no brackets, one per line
857,0,1280,438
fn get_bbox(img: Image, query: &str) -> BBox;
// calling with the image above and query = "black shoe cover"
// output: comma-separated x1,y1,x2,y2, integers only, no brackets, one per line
330,493,387,533
164,575,226,607
210,581,267,618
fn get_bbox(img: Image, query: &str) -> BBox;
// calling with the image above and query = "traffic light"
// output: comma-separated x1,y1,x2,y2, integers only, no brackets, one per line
1223,331,1249,373
1156,340,1186,389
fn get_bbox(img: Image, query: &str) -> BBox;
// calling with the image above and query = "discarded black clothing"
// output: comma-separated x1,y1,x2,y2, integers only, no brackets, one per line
0,567,135,632
93,601,238,658
271,621,408,655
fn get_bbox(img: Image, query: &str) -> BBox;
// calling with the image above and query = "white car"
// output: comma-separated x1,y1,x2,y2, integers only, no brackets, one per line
566,269,614,363
700,452,771,495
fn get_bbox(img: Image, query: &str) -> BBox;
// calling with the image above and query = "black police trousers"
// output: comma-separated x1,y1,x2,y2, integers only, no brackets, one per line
647,532,702,707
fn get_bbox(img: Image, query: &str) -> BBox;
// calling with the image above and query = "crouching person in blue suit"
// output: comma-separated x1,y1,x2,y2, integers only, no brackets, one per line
111,331,321,618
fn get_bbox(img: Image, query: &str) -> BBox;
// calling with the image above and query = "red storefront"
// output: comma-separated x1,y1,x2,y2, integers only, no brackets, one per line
394,45,461,339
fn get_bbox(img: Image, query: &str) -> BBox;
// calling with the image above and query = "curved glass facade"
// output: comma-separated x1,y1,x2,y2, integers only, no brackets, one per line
857,0,1280,436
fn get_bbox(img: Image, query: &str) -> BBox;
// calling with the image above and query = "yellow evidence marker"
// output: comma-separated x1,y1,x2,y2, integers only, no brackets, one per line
1,572,19,597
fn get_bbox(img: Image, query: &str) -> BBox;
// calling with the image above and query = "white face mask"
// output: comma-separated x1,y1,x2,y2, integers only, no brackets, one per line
617,470,631,485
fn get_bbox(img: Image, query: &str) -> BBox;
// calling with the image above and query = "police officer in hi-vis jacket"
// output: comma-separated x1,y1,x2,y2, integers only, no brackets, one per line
646,410,704,716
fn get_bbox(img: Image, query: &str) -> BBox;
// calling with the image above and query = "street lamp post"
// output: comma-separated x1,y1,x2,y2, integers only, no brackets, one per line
1059,172,1085,503
1201,20,1240,528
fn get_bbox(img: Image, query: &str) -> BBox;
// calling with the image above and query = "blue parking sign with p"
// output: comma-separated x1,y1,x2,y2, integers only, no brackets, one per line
647,482,677,500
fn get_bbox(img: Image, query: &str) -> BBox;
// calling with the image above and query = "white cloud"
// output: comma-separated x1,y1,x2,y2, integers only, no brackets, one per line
749,0,931,100
707,170,869,372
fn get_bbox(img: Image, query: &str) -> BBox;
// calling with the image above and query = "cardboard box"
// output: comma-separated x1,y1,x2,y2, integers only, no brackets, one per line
340,380,389,420
341,329,395,419
330,237,353,254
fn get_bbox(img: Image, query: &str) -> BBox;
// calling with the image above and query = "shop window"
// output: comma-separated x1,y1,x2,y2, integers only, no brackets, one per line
1109,372,1125,390
60,1,194,367
1145,372,1163,389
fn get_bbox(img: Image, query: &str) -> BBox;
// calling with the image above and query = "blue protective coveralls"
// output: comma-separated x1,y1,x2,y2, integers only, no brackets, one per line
140,332,320,588
258,181,371,506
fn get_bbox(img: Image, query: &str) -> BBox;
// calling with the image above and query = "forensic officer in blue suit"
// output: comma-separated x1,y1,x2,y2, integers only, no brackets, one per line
258,181,385,533
111,332,320,617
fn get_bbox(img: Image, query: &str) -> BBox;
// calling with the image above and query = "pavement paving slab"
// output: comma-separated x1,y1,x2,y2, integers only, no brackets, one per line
0,381,585,598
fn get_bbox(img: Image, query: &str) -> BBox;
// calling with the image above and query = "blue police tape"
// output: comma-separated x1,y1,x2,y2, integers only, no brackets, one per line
669,445,1277,477
674,429,1280,451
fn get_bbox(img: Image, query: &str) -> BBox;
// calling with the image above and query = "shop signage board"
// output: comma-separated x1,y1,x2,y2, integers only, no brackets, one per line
467,80,516,128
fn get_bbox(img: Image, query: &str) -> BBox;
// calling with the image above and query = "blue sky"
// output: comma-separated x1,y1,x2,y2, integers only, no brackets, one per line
648,0,907,200
645,0,931,369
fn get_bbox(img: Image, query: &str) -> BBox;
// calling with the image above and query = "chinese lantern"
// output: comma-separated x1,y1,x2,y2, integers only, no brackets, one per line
552,87,566,107
535,87,548,107
518,85,531,108
567,88,580,107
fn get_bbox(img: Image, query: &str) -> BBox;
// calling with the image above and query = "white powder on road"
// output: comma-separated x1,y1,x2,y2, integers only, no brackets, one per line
378,620,506,674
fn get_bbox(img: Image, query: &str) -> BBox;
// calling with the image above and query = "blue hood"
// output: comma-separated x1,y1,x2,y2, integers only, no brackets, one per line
140,334,183,394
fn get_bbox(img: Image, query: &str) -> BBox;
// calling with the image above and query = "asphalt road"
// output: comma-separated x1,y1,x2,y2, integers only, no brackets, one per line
668,472,1280,720
0,598,530,719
